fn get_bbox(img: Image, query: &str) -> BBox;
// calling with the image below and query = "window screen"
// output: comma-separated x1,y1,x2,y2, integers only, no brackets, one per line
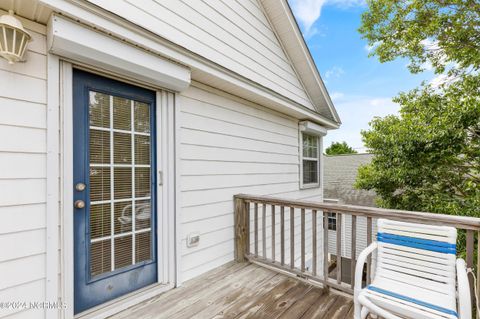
302,133,319,185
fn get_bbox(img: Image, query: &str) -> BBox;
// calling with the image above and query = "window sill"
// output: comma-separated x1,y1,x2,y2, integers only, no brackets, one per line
300,183,320,190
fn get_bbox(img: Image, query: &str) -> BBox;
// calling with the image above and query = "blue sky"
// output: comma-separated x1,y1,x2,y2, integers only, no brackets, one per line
289,0,434,152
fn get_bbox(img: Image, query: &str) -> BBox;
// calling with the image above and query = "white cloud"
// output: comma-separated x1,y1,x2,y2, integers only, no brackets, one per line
420,38,439,51
429,73,449,88
324,94,400,151
429,72,460,89
420,38,448,67
364,41,380,53
328,0,366,8
303,26,321,40
290,0,365,34
405,60,434,72
289,0,326,33
325,66,345,79
428,63,463,89
368,98,395,107
420,61,433,71
329,91,345,101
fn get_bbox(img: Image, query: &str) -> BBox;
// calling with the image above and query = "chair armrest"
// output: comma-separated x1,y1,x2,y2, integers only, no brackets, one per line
354,242,378,299
456,258,472,319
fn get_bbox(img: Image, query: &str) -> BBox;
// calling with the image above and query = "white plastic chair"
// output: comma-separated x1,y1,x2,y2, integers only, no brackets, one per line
354,219,471,319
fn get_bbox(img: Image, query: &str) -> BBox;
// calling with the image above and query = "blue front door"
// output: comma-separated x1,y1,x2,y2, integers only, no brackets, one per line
73,69,157,314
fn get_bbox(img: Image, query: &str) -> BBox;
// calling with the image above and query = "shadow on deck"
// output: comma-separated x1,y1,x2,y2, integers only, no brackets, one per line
109,262,354,319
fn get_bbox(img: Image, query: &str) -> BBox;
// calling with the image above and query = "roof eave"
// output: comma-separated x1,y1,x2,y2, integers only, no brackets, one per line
259,0,341,126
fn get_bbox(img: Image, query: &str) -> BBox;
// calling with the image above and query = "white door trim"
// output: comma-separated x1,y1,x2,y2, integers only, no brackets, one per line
157,90,177,285
173,92,182,287
57,61,177,319
46,53,61,319
60,59,74,319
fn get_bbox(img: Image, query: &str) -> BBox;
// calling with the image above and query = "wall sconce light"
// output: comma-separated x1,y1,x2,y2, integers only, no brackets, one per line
0,10,32,64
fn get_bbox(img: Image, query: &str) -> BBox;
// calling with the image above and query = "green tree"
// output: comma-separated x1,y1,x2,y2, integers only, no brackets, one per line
356,0,480,219
325,141,358,155
359,0,480,76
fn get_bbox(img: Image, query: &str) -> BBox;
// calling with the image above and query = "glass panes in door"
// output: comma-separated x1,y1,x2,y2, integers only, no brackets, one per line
89,91,153,278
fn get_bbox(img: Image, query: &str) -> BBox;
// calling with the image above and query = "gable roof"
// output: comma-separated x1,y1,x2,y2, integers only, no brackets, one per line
260,0,341,125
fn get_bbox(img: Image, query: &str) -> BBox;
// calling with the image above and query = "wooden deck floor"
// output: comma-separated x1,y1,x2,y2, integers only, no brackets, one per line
110,262,354,319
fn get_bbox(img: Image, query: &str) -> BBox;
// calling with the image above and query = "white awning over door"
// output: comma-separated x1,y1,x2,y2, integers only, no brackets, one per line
47,14,191,92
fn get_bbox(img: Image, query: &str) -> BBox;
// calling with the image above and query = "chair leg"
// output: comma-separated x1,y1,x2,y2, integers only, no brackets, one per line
361,307,369,319
354,301,362,319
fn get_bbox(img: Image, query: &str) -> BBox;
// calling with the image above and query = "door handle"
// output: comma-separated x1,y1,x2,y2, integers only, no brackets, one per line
74,200,85,209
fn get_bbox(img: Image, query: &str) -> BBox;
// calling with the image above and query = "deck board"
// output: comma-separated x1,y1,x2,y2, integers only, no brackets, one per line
209,274,286,318
300,292,339,319
277,287,325,319
109,263,354,319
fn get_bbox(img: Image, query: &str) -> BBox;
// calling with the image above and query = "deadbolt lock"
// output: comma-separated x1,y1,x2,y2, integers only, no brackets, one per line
74,200,85,209
75,183,86,191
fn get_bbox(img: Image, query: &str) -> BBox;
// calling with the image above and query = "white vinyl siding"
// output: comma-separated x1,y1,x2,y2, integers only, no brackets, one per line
0,25,47,319
85,0,315,110
178,85,325,281
342,215,376,259
327,215,372,259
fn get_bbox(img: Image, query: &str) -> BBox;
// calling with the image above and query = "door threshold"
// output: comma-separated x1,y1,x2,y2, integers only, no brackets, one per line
75,282,173,319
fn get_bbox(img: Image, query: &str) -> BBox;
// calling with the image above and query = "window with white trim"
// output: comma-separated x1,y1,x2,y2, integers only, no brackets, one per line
301,133,320,186
327,213,337,231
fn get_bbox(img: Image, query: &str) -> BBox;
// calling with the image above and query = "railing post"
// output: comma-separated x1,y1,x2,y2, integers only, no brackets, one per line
301,209,305,272
290,207,295,269
467,230,476,309
312,210,317,276
234,197,248,262
366,217,372,285
262,204,267,259
254,203,259,257
271,205,275,262
351,215,357,289
245,201,250,255
336,213,342,284
281,206,285,266
477,230,480,319
323,211,329,285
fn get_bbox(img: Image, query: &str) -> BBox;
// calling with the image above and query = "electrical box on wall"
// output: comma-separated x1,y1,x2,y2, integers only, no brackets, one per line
187,233,200,248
